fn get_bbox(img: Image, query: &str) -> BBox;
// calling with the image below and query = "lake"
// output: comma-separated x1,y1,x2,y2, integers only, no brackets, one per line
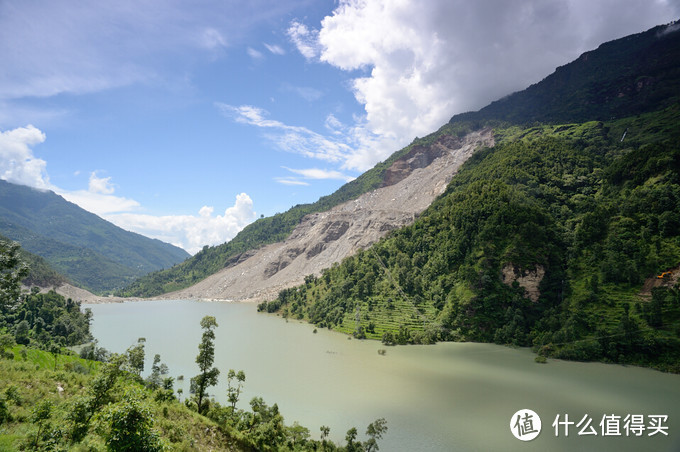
84,299,680,451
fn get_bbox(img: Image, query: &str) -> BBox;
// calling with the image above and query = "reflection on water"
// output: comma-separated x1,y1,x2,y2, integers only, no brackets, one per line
85,300,680,451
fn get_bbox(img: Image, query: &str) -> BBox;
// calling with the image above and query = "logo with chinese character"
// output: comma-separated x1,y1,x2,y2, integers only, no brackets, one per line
510,409,542,441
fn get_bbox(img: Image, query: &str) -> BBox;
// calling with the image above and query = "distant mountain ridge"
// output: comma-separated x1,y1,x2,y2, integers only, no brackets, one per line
0,180,189,293
451,21,680,125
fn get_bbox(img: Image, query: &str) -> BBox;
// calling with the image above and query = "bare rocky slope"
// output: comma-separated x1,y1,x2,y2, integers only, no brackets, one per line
55,129,493,304
158,129,494,303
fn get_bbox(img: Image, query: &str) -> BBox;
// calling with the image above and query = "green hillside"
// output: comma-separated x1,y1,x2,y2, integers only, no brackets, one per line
0,180,189,294
260,106,680,372
258,23,680,372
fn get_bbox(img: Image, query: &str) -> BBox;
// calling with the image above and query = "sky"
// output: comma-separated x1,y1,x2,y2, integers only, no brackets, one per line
1,0,678,254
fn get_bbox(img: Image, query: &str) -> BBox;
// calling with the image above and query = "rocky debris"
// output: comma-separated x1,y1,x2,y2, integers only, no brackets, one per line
502,264,546,302
382,135,462,187
48,283,132,304
65,129,494,304
639,265,680,297
223,249,257,269
156,129,495,303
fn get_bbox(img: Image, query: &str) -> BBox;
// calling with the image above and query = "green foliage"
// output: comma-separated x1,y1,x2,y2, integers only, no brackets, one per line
227,369,246,410
101,388,164,452
191,316,219,415
0,239,28,310
0,240,93,357
125,337,146,377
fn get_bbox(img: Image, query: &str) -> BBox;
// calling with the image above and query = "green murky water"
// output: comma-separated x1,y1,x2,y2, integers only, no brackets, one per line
85,300,680,451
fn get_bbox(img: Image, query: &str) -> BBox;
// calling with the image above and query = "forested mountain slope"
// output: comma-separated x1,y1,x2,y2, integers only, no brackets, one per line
261,105,680,371
0,181,189,294
451,21,680,125
259,23,680,372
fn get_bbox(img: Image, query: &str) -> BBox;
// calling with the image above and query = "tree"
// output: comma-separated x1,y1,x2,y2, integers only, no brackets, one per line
320,425,330,451
0,332,15,359
364,418,388,452
146,354,169,390
227,369,246,411
49,343,61,371
14,320,30,345
0,240,28,313
102,389,164,452
191,316,220,415
345,427,360,452
126,337,146,377
30,400,53,450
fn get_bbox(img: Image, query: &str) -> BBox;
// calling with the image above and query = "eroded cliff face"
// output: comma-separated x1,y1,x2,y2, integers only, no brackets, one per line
163,129,494,302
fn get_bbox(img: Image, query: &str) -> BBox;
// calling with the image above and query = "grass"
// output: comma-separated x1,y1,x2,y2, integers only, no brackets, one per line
0,349,244,451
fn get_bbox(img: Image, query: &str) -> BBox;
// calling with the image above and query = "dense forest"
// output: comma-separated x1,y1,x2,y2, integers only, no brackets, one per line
259,105,680,372
1,240,388,450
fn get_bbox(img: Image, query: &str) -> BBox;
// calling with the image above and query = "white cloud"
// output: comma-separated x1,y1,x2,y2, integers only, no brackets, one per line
282,83,324,101
88,172,115,195
275,178,310,186
201,28,228,50
247,47,264,60
216,103,353,163
0,125,49,189
59,189,142,216
286,19,321,60
283,166,355,182
107,193,257,254
289,0,680,171
264,43,285,55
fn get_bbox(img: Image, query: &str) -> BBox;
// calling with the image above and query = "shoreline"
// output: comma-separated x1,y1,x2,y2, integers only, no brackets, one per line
41,283,262,304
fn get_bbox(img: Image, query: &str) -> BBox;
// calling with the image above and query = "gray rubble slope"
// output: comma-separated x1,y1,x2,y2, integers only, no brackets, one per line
160,129,494,303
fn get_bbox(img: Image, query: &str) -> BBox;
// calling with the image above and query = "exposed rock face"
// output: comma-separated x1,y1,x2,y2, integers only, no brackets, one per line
639,265,680,296
162,129,495,302
502,264,545,302
382,134,465,187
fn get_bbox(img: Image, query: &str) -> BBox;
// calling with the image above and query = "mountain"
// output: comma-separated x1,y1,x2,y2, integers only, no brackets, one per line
254,22,680,371
150,129,493,302
0,180,189,293
450,21,680,125
119,121,477,297
124,21,680,299
0,232,68,288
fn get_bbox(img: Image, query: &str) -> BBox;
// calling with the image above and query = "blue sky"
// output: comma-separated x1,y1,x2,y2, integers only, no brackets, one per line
1,0,678,254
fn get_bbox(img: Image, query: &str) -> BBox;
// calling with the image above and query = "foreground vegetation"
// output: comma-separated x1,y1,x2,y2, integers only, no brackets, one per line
1,241,388,450
260,106,680,372
0,344,388,451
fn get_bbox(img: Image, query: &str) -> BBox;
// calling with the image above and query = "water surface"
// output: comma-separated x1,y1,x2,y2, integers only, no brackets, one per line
85,300,680,451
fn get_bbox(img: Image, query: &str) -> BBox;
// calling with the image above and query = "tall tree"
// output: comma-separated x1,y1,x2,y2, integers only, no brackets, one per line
191,316,220,414
0,240,28,313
